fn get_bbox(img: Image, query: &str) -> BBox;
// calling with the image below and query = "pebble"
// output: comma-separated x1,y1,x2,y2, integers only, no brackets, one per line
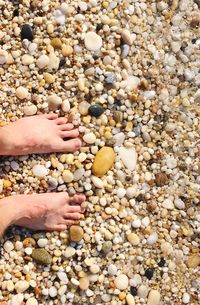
138,285,149,298
49,286,58,298
32,164,48,178
88,104,104,117
91,176,104,188
114,274,129,290
146,233,158,245
127,233,140,245
47,52,60,71
37,238,48,248
62,170,74,183
79,101,90,116
161,242,173,256
15,280,30,293
23,104,37,116
32,249,52,265
92,147,115,177
121,29,134,45
101,241,112,255
147,290,161,305
126,294,135,305
22,54,34,65
121,44,130,58
113,132,125,146
186,255,200,268
47,94,62,110
36,54,49,69
21,24,33,41
182,293,190,304
69,225,84,242
79,277,90,290
83,132,96,144
62,45,73,57
4,241,14,252
26,298,38,305
61,99,70,112
118,147,137,171
84,32,103,51
16,86,29,100
57,272,68,283
108,264,118,276
51,38,62,49
0,179,3,193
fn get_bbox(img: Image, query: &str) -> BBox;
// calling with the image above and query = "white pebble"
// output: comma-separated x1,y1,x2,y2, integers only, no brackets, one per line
84,32,102,51
132,219,141,228
114,274,129,290
49,286,58,297
147,232,158,245
4,240,14,252
15,280,30,293
24,104,37,116
147,290,161,305
10,161,19,171
16,86,29,100
108,264,118,276
119,146,137,171
116,187,126,199
36,54,49,69
32,164,48,178
37,238,48,248
91,176,104,188
26,298,38,305
182,292,190,304
83,132,96,144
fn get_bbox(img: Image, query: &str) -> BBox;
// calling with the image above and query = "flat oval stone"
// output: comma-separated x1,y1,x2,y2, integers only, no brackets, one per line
69,225,84,242
92,147,115,177
114,274,129,290
147,290,161,305
32,249,52,265
88,104,104,117
118,147,137,171
21,24,34,41
24,104,37,116
84,32,102,51
32,164,48,178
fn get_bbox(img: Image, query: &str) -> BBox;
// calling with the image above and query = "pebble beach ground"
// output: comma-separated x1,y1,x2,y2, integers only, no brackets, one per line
0,0,200,304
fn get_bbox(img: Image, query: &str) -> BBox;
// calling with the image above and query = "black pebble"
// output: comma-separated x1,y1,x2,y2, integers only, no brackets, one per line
96,24,103,31
130,286,138,296
145,268,154,280
59,58,66,68
13,9,19,17
21,24,34,41
88,104,104,118
158,258,165,267
114,98,122,106
136,194,143,202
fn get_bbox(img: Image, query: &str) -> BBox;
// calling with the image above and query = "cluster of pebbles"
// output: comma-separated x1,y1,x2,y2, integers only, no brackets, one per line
0,0,200,304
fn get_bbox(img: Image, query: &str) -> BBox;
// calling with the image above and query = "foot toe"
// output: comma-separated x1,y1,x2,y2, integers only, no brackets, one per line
59,123,74,131
51,224,67,231
64,212,81,220
60,129,79,139
69,194,86,205
55,117,68,125
61,138,82,152
67,205,83,213
45,113,58,120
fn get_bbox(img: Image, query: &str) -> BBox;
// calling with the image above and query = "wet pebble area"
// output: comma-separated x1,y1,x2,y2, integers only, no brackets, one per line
0,0,200,305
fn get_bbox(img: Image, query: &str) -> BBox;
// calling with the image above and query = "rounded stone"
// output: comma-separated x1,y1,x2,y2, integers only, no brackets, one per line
24,104,37,116
32,249,52,265
114,274,129,290
83,132,96,144
32,164,48,178
79,277,89,290
62,170,74,183
51,38,62,49
88,104,104,117
49,286,57,298
15,280,30,293
36,54,49,69
21,24,34,41
4,240,14,252
26,298,38,305
92,147,115,177
69,225,84,242
147,290,160,305
47,94,62,110
16,86,29,100
127,233,140,245
37,238,48,248
84,32,103,51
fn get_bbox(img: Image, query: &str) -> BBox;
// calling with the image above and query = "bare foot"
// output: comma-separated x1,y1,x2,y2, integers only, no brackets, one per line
0,192,86,238
0,114,82,156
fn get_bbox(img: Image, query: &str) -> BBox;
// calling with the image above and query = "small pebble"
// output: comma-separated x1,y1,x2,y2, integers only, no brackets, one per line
114,274,129,290
16,86,29,100
84,32,103,51
21,24,33,41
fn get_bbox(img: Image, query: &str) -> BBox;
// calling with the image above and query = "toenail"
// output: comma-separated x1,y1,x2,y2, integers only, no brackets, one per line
75,139,82,148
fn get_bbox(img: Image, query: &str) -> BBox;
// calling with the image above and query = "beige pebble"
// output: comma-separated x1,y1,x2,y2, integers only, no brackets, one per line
62,170,74,183
36,54,49,69
78,101,90,116
47,94,62,110
126,294,135,305
79,277,89,290
51,38,62,49
43,72,55,84
127,233,140,245
62,45,73,57
22,54,34,65
92,147,115,177
24,104,37,116
147,290,161,305
16,86,29,100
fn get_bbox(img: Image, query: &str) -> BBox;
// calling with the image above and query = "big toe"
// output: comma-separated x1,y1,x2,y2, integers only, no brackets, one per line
61,138,82,152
